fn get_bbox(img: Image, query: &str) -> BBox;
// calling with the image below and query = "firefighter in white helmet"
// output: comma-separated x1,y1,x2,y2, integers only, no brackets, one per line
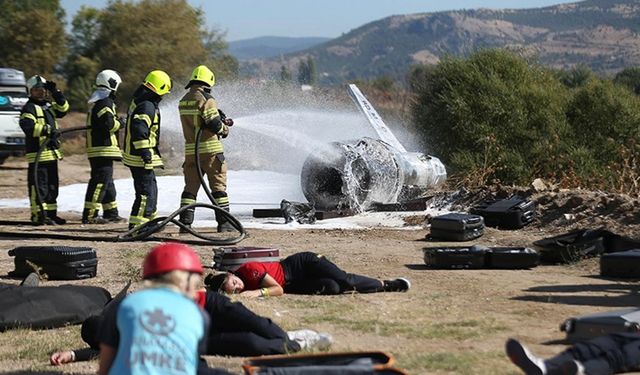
82,69,125,224
19,75,69,225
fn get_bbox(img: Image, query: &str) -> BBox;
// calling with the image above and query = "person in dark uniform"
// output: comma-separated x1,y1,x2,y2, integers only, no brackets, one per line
82,69,125,224
506,336,640,375
122,70,171,230
19,75,69,225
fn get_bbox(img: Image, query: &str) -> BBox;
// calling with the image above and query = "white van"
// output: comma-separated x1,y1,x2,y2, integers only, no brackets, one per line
0,68,27,164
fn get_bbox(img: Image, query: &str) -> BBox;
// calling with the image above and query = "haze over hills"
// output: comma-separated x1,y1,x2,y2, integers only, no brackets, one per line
228,36,331,60
242,0,640,84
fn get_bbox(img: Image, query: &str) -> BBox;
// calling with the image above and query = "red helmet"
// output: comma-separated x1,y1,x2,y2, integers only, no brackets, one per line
142,242,204,279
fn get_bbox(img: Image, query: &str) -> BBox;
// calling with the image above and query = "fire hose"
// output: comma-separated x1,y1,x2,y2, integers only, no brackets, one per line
0,124,247,246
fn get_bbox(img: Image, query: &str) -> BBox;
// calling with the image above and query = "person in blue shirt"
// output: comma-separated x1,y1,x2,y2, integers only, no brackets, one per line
97,242,209,375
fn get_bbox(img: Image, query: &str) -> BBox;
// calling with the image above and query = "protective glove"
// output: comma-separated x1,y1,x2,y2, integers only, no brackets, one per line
42,124,52,136
47,129,61,148
43,81,57,92
223,118,233,126
140,150,152,165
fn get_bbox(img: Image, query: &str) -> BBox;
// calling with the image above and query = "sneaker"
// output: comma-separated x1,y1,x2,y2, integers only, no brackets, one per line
383,278,411,292
19,272,40,287
217,221,236,233
287,329,333,351
505,338,547,375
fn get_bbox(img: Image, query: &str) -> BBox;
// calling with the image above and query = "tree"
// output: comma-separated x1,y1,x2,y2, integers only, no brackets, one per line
60,0,237,108
555,64,594,88
297,56,317,85
0,0,67,78
613,66,640,95
280,65,292,82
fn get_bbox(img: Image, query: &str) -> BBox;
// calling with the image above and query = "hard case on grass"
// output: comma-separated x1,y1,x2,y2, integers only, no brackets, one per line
470,197,535,229
533,229,605,264
423,246,488,269
8,246,97,280
429,213,485,241
560,308,640,343
213,246,280,271
242,351,407,375
600,249,640,278
486,247,539,269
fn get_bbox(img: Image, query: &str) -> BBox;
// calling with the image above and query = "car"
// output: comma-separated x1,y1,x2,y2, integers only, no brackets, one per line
0,68,27,164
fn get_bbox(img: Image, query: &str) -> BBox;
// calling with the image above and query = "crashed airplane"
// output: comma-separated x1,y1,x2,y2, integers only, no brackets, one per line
300,84,447,211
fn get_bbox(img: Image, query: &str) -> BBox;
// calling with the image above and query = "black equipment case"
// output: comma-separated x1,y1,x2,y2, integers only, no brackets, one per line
560,308,640,342
8,246,97,280
213,247,280,271
242,351,407,375
486,247,539,269
471,197,535,229
429,213,484,241
533,229,605,264
600,249,640,278
423,246,488,269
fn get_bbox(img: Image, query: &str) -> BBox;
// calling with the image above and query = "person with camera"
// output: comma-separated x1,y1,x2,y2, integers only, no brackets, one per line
19,75,69,225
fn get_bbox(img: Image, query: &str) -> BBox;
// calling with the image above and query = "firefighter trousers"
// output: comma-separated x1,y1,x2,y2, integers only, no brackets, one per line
27,161,59,223
83,158,118,220
180,153,229,225
128,167,157,228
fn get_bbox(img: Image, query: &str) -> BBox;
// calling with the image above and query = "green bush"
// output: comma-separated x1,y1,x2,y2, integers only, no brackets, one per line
411,49,569,186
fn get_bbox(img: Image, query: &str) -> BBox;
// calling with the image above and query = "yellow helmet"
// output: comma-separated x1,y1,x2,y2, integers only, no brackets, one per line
143,70,172,96
189,65,215,87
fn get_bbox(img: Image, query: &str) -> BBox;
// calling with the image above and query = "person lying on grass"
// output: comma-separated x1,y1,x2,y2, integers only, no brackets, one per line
205,251,411,297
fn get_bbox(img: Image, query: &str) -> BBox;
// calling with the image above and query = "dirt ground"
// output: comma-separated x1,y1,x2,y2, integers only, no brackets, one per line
1,155,640,375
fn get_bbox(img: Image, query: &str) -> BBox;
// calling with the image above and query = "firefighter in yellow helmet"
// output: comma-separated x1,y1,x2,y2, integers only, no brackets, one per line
122,70,171,229
178,65,234,232
19,75,70,225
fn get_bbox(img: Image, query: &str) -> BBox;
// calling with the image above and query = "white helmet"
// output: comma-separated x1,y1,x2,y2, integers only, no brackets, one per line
96,69,122,92
26,75,47,91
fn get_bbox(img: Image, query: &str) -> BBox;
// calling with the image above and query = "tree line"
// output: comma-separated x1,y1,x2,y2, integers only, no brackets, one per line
0,0,238,110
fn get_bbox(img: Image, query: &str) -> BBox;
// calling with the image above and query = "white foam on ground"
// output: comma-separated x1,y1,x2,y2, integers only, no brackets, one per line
0,170,445,230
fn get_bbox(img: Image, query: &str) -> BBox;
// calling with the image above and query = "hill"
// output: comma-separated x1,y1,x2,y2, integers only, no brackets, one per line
247,0,640,83
228,36,330,60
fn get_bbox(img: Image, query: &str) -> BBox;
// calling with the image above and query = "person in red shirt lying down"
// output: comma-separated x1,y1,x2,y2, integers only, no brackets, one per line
205,251,411,297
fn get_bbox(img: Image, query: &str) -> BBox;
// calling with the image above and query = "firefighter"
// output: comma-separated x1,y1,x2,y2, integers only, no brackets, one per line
19,75,69,225
82,69,125,224
122,70,171,230
178,65,234,233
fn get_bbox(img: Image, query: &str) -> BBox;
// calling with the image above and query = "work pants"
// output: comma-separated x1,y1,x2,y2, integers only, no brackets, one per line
545,333,640,374
27,161,58,223
281,252,383,295
83,158,118,220
128,167,157,227
181,153,229,225
204,291,300,356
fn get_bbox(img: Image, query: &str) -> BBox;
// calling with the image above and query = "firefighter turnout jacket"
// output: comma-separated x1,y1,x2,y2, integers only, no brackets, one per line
123,92,163,169
19,94,69,163
86,95,122,159
179,87,229,157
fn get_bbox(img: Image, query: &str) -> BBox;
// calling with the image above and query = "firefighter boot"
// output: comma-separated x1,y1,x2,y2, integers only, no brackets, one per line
216,211,235,233
103,208,126,223
47,210,66,225
82,209,108,224
179,208,195,234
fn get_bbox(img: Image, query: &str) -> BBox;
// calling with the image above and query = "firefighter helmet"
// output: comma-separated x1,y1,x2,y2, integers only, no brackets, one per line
96,69,122,92
143,70,172,96
142,242,204,279
188,65,215,87
26,75,47,91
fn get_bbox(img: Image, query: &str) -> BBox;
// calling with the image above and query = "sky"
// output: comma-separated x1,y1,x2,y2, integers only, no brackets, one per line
60,0,581,42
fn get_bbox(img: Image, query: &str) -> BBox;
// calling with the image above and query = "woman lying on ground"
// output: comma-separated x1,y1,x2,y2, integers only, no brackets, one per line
205,251,411,297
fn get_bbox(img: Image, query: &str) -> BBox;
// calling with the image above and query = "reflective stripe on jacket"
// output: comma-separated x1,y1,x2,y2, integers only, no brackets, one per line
123,99,163,169
86,97,122,159
179,88,225,156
